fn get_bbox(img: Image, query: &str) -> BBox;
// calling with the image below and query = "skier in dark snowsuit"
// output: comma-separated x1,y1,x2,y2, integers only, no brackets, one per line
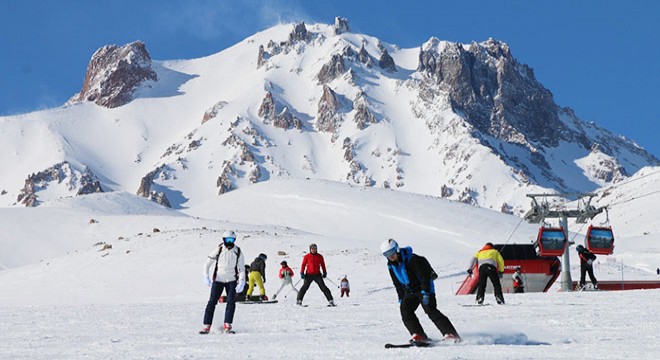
381,239,460,344
576,245,598,289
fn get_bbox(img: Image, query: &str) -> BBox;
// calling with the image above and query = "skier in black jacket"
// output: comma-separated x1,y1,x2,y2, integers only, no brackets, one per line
381,239,460,344
576,245,598,290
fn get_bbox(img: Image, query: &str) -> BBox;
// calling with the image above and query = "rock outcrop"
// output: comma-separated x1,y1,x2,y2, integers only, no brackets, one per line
69,41,157,108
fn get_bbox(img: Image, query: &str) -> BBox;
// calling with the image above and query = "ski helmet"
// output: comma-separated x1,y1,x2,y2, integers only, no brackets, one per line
222,230,237,247
259,253,267,260
576,245,585,252
380,239,399,258
280,261,288,266
309,243,318,251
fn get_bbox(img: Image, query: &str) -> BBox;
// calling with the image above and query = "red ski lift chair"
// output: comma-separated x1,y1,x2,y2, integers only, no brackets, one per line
585,225,615,255
533,227,567,257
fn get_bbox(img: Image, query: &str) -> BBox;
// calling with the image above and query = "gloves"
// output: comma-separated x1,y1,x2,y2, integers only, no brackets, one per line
300,273,305,279
467,269,473,275
322,272,328,278
204,277,212,286
498,272,504,279
235,281,245,293
421,292,430,306
587,259,593,266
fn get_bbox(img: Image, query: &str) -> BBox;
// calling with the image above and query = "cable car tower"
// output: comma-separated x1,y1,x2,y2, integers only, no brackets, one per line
524,193,605,291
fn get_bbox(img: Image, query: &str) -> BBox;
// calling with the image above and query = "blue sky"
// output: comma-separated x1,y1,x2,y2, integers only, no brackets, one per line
1,0,658,157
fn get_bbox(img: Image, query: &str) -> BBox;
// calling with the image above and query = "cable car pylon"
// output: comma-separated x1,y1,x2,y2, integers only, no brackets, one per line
523,193,606,291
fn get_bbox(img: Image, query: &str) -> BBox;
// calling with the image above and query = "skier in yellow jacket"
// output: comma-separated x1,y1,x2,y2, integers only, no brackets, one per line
467,242,505,305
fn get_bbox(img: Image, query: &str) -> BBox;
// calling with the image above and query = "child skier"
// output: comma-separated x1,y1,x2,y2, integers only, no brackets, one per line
272,260,298,300
340,275,350,297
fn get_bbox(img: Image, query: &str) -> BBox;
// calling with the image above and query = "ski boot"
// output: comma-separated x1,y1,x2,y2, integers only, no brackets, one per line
296,299,303,306
476,297,484,305
223,323,234,334
409,333,430,345
496,297,505,305
328,300,336,307
199,325,211,335
443,333,461,343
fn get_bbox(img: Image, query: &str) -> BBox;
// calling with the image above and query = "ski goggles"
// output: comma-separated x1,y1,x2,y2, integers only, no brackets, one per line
383,248,397,258
223,237,236,243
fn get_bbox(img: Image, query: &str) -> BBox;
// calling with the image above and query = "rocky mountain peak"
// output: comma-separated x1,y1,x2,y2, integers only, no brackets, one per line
333,17,350,34
417,38,564,148
69,41,157,108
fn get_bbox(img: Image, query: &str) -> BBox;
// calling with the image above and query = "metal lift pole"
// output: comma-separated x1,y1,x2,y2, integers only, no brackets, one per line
558,215,571,291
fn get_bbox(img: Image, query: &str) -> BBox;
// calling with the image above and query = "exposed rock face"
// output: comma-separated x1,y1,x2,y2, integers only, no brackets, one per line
69,41,157,108
136,166,171,207
333,17,350,34
202,100,228,123
317,54,346,84
353,92,376,129
379,49,396,72
316,85,342,133
16,162,104,207
257,45,269,68
288,22,310,43
417,38,563,148
258,92,302,130
357,45,373,67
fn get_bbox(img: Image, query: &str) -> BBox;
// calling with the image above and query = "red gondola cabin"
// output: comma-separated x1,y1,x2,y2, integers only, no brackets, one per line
585,225,615,255
534,227,567,257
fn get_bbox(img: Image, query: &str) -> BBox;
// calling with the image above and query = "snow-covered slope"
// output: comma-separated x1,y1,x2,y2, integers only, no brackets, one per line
0,179,658,359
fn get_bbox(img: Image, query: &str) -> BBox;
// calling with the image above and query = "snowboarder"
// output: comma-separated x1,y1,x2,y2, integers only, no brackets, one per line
340,275,350,297
512,266,524,293
576,245,598,290
296,243,335,306
233,265,251,302
381,239,460,344
200,230,246,334
272,261,298,300
247,253,268,300
468,242,505,304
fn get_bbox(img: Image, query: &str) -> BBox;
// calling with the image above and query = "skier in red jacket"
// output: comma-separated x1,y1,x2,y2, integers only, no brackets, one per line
296,243,335,306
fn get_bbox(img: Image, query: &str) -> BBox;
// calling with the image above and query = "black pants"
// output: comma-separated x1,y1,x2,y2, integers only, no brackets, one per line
400,293,459,337
476,264,504,303
297,274,333,302
203,280,237,326
580,263,598,287
514,286,524,294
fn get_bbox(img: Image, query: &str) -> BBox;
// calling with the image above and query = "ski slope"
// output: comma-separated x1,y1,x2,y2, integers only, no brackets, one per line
0,179,659,359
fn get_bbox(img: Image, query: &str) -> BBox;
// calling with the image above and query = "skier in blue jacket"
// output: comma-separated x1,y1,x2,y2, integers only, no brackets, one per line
381,239,460,344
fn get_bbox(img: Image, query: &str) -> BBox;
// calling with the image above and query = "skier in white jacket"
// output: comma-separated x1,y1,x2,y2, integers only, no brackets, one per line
199,230,246,334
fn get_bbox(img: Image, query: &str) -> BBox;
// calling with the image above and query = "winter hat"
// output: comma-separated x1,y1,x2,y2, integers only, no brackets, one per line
309,243,318,251
280,261,288,266
258,253,267,260
576,245,585,252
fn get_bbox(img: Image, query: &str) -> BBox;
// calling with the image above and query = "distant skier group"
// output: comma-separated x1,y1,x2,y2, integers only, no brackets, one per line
200,233,339,334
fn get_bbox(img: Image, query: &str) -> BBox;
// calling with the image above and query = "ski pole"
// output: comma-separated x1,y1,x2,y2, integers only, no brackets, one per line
284,279,302,298
326,277,340,288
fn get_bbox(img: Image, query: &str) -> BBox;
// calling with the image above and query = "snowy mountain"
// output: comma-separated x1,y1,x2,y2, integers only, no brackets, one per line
0,18,657,215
